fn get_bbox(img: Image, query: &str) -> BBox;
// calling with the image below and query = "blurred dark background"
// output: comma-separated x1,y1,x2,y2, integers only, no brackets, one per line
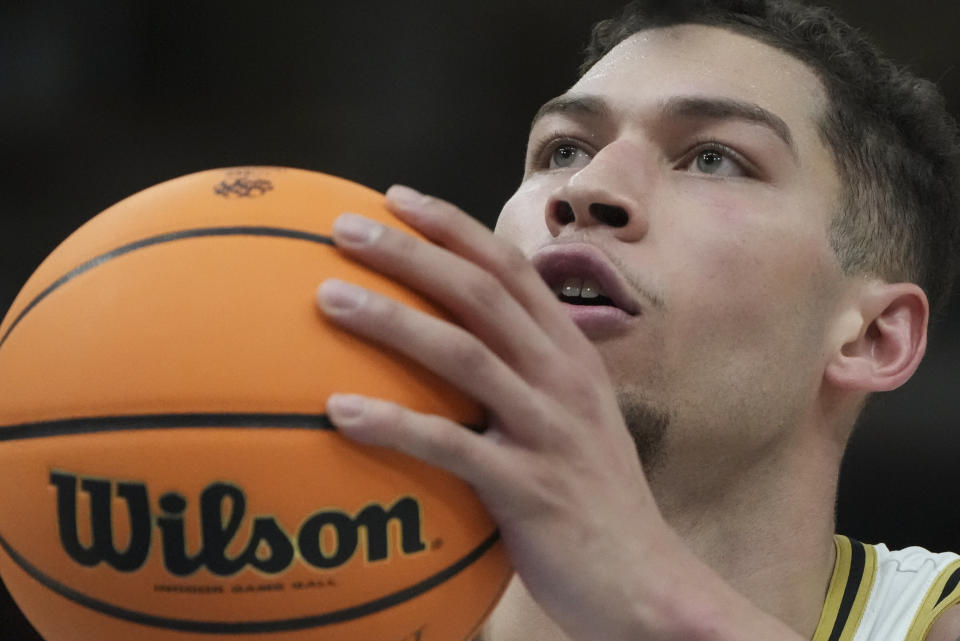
1,2,958,638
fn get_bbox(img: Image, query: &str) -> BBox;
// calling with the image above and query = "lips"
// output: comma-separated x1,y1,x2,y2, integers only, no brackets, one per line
531,244,641,316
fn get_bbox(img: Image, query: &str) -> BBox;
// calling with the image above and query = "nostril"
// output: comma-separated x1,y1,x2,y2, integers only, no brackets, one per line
552,201,575,225
589,203,629,228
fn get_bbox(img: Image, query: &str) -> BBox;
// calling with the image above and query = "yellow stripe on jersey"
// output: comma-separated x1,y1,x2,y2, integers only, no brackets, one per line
903,558,960,641
812,536,878,641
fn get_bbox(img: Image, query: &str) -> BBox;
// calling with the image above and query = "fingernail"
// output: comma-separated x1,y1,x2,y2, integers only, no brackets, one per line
327,394,365,419
333,213,383,245
317,279,367,312
385,184,425,207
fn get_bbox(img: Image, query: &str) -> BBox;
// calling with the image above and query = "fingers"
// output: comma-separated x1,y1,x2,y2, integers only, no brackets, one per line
368,185,594,356
328,211,563,377
385,185,591,349
317,278,546,440
325,393,503,489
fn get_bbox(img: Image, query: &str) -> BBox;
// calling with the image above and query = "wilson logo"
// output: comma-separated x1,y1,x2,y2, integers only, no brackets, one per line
50,471,426,577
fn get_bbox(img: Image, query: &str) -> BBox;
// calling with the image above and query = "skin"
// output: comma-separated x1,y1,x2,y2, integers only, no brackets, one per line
317,25,937,641
489,26,849,638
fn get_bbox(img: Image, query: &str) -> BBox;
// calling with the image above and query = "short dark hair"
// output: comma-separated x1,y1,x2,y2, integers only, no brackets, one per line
582,0,960,319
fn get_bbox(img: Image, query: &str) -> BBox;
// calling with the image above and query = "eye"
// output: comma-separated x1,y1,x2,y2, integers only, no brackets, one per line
549,142,592,170
527,129,595,173
683,143,751,178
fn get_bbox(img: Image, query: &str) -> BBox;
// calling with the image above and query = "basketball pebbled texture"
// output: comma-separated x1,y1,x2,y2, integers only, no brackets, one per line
0,167,511,641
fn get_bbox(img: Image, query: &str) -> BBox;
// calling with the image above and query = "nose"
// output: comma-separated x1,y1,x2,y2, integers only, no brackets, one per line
544,144,649,241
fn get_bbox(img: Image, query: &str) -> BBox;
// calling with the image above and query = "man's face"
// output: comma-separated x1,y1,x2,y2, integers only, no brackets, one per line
495,25,847,474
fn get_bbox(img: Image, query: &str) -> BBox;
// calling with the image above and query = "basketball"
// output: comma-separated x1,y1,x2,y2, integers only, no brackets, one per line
0,167,511,641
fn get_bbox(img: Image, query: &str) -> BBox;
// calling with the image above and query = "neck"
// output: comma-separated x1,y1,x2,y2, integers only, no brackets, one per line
649,424,842,638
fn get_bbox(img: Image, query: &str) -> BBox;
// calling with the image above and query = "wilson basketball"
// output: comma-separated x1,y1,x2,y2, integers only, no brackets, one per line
0,167,511,641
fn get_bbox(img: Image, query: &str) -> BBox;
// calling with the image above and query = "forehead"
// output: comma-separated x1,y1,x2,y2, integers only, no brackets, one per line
565,24,829,156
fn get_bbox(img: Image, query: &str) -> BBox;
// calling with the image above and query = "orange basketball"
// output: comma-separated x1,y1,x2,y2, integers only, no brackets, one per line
0,167,511,641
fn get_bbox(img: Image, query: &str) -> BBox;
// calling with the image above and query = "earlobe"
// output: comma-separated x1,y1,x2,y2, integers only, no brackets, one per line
824,282,929,393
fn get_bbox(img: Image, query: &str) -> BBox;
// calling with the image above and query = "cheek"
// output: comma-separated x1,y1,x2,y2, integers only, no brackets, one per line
670,187,821,294
656,231,837,428
660,194,838,359
494,178,555,255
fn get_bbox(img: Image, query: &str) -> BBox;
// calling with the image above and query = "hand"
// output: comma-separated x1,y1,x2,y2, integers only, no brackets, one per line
316,186,803,641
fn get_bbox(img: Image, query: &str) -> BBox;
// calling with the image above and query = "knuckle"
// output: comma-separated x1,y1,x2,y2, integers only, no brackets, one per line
375,401,406,433
419,421,467,464
364,400,409,449
419,208,457,243
386,226,420,255
418,197,471,241
496,242,530,276
556,373,601,407
463,270,504,313
448,332,493,375
391,412,476,475
419,193,441,209
420,193,462,219
366,291,404,326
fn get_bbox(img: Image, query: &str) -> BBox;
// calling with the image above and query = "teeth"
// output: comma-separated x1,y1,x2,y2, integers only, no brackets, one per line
559,278,605,299
562,278,582,297
580,280,601,299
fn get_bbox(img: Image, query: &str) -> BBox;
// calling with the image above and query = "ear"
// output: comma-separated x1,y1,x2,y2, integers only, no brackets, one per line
824,281,929,393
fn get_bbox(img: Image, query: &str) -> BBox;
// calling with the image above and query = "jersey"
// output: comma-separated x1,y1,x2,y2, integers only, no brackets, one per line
812,535,960,641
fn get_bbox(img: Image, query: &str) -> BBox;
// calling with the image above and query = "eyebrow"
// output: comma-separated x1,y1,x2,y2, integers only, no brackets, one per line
531,93,798,159
531,94,612,128
661,95,797,158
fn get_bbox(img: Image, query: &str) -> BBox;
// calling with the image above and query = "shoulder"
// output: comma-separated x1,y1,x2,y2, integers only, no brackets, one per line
922,604,960,641
853,539,960,641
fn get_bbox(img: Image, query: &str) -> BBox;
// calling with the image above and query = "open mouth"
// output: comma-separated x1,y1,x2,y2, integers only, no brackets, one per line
532,243,642,323
554,277,618,307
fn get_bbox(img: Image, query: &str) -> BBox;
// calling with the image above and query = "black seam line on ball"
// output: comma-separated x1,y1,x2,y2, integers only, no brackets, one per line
0,226,335,352
0,413,333,441
0,413,485,441
0,528,502,633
